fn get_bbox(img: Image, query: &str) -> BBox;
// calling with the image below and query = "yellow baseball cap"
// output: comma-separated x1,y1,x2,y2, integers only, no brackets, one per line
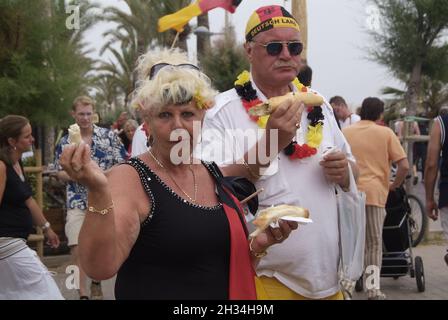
245,5,300,42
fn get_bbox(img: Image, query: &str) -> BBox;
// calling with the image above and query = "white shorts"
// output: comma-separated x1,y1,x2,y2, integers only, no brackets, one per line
0,246,64,300
65,208,86,247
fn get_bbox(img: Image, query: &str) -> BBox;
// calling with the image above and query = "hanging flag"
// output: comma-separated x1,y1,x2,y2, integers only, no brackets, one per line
158,0,243,33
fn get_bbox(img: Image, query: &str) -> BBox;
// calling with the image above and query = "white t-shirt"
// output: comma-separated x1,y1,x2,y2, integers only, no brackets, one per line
339,113,361,129
199,77,355,299
131,124,149,157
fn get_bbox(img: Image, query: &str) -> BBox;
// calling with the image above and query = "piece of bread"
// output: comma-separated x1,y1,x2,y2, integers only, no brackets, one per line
248,91,324,117
68,124,82,145
250,204,310,237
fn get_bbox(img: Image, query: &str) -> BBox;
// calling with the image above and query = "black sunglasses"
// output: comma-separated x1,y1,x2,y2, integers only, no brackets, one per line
149,63,200,80
252,41,303,56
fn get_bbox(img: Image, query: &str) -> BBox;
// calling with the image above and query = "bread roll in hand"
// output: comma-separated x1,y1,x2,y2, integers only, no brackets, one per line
249,91,324,117
68,124,82,145
250,204,310,237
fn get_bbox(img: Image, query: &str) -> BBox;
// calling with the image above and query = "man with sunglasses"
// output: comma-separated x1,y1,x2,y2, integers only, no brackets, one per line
201,5,357,300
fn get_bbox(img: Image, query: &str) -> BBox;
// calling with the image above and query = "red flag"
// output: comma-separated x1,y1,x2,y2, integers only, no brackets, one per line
198,0,242,13
158,0,242,33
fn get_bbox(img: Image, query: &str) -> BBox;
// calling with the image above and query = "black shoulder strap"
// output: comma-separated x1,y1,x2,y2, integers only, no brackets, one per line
204,161,249,237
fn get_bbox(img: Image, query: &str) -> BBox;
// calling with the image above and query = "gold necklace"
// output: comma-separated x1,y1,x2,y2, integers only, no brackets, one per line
148,149,198,204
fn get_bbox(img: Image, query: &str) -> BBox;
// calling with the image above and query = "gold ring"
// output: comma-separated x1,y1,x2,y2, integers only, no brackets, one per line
295,122,300,128
275,234,283,241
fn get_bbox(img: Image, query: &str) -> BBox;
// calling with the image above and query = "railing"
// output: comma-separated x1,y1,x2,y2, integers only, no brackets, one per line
401,120,431,241
401,121,430,191
23,149,44,258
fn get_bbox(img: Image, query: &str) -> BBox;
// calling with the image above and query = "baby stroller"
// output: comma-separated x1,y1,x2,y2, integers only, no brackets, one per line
356,186,426,293
380,186,425,292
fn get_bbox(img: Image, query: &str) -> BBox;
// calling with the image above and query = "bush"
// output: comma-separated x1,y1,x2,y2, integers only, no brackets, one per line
200,30,249,93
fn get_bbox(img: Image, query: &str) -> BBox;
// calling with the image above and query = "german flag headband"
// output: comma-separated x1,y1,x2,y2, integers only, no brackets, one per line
245,5,300,42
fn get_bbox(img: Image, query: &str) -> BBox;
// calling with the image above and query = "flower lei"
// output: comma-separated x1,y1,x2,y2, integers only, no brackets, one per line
234,70,324,160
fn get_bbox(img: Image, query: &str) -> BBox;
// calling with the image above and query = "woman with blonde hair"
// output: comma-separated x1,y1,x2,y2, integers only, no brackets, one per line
59,48,303,299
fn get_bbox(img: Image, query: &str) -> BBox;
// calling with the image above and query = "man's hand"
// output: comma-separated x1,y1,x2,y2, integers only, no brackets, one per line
426,199,439,221
266,98,305,151
319,150,349,187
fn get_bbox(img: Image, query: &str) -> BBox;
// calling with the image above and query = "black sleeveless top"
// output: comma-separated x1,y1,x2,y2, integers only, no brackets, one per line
114,158,231,300
439,115,448,208
0,163,33,239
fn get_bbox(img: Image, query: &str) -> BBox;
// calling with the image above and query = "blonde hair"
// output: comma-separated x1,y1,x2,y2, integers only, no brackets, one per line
72,95,95,111
132,48,217,113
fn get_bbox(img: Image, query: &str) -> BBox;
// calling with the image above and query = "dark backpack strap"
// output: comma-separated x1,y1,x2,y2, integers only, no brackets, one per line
204,161,249,237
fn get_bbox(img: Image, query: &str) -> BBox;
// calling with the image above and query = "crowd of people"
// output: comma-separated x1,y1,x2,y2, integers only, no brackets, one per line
1,4,447,300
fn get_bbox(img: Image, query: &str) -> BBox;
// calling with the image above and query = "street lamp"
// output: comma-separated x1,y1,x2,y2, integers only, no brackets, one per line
193,26,225,37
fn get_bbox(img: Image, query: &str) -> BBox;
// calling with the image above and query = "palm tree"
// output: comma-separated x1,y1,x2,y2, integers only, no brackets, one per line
101,0,191,53
383,78,448,118
97,0,192,110
98,42,137,109
92,75,122,119
368,0,448,117
197,14,210,61
102,0,153,56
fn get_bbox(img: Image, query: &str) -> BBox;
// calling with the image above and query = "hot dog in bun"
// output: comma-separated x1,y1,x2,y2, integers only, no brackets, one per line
248,91,323,117
250,204,310,237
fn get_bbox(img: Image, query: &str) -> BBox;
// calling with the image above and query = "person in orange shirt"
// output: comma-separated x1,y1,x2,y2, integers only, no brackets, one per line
343,97,409,300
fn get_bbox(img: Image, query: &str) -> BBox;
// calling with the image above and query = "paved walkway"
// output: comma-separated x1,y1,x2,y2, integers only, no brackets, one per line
44,241,447,300
352,242,448,300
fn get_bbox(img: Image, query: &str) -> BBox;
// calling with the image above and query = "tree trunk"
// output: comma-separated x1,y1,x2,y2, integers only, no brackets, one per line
178,31,189,51
291,0,308,61
197,13,210,62
124,92,129,110
403,60,423,191
44,127,55,165
404,60,423,117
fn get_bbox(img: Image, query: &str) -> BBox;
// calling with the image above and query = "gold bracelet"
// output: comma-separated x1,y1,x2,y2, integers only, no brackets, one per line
87,201,114,215
249,237,267,259
242,158,261,180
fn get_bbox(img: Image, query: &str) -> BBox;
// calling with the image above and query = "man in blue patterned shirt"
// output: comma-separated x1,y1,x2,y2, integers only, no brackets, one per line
54,96,126,299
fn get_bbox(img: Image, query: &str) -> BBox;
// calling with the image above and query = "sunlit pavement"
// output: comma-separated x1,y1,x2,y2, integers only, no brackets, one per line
43,241,447,300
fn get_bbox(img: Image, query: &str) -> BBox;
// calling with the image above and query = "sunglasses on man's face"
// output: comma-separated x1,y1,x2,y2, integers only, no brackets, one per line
252,41,303,56
148,63,200,80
